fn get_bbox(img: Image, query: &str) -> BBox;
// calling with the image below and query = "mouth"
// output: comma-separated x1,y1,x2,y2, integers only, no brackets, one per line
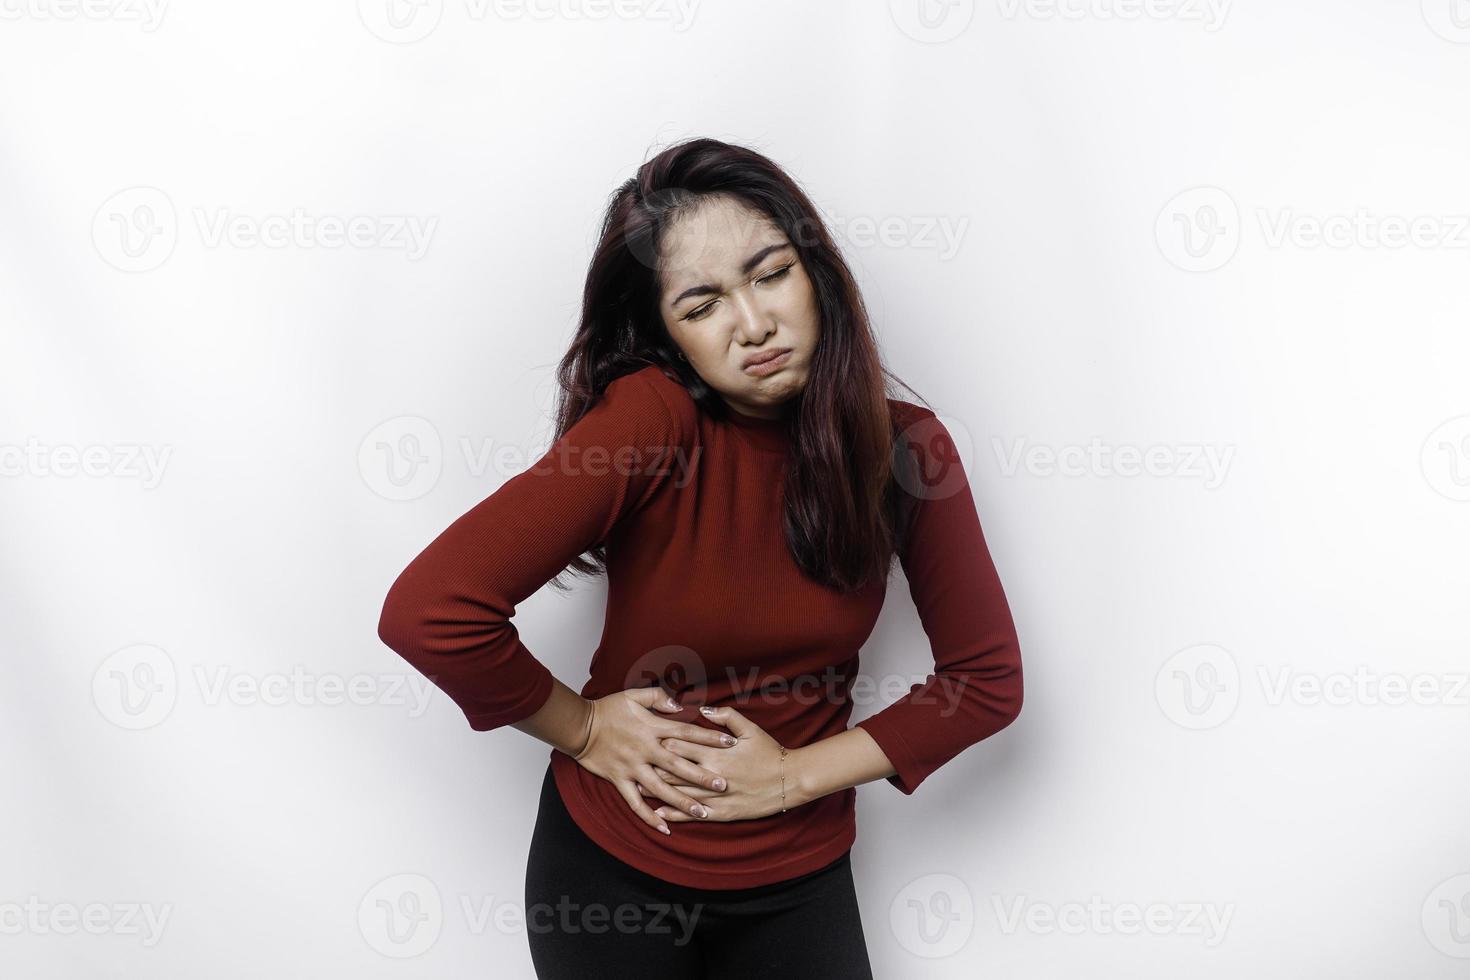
742,348,793,375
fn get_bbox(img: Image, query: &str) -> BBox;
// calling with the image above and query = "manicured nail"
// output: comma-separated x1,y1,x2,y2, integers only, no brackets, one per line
658,823,670,835
699,706,714,715
668,699,681,709
713,778,726,790
721,735,735,746
691,804,708,818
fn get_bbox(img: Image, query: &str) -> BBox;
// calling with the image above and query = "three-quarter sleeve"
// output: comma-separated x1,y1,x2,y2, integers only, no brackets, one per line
854,405,1024,795
376,369,692,732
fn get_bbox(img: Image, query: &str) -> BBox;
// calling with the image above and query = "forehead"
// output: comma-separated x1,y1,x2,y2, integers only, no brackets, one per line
658,195,788,289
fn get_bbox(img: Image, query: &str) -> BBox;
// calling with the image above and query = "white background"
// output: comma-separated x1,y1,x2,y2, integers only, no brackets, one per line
4,0,1469,976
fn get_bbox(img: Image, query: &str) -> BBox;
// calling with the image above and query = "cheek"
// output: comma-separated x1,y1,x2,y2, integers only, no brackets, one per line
681,332,725,366
785,271,819,317
784,285,821,341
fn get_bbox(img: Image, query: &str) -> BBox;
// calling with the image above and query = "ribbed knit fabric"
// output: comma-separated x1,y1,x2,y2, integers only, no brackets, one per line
376,363,1023,889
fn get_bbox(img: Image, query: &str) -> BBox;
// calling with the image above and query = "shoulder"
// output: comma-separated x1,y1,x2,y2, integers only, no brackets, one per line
887,397,941,449
887,397,935,423
599,364,699,446
886,397,974,508
888,397,969,481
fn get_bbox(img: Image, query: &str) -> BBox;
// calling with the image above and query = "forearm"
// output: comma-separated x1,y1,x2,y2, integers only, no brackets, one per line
788,727,897,807
511,677,593,756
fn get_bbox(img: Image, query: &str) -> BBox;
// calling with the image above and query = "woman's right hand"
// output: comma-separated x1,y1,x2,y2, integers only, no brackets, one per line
571,687,735,835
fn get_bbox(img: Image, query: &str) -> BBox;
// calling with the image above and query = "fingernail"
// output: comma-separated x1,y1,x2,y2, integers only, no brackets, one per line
713,778,726,790
699,706,714,715
658,823,670,835
691,804,708,818
721,735,735,746
668,699,681,709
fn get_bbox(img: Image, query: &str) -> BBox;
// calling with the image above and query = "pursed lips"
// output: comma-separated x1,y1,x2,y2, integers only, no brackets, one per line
743,348,790,368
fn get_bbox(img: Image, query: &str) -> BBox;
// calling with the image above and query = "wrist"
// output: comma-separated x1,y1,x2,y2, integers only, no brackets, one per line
568,698,595,758
786,744,818,809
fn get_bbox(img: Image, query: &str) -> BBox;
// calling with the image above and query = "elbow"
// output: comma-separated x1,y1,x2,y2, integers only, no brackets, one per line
376,577,423,657
376,603,405,654
1006,637,1024,724
993,636,1025,730
1001,671,1023,728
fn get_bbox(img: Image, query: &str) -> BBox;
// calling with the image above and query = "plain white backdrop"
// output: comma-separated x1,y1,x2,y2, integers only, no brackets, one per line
4,0,1469,976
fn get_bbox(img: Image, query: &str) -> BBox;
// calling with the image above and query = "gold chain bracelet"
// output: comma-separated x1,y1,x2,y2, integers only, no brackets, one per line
778,744,788,813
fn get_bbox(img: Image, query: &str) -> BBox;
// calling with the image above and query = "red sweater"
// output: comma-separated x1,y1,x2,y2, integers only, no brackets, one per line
376,364,1022,889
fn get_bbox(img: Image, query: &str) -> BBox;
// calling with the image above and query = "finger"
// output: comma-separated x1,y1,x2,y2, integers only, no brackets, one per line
652,765,686,784
657,784,719,799
698,704,754,737
658,737,708,765
653,806,698,822
635,765,712,820
627,687,683,713
654,749,727,792
650,773,719,799
616,780,671,835
663,721,738,748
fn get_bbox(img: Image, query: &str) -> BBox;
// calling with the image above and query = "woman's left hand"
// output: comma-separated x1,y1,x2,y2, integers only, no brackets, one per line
647,705,791,822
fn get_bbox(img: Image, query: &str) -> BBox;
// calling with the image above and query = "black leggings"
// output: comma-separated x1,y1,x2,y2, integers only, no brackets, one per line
523,764,873,979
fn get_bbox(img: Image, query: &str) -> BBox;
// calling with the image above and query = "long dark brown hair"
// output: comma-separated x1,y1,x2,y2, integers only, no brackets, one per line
548,137,927,594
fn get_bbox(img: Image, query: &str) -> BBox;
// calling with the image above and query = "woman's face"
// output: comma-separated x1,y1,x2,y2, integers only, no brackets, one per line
657,194,819,419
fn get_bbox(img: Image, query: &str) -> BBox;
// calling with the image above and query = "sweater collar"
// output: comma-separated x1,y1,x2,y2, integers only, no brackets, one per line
720,402,792,454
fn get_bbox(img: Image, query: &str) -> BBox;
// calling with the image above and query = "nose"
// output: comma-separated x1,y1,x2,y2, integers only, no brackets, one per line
729,289,777,344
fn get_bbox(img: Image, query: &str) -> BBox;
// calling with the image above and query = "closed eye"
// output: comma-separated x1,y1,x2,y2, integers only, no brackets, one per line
683,264,794,322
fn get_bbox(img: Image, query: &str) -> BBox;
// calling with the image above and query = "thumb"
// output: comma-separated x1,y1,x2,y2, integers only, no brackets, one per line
698,704,754,736
627,686,683,713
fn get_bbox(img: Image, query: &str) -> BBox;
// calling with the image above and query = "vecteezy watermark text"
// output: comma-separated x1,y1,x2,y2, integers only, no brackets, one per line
0,0,167,29
93,187,437,272
992,436,1235,489
0,438,172,489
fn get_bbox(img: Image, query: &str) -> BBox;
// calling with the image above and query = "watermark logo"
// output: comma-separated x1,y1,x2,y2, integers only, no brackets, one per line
359,416,444,502
92,643,179,731
1421,415,1470,502
621,644,712,701
893,412,975,502
92,186,177,273
1422,0,1470,43
1155,186,1240,272
1154,643,1239,730
889,0,975,43
890,872,975,958
625,186,712,275
1423,873,1470,957
359,873,443,958
358,0,444,43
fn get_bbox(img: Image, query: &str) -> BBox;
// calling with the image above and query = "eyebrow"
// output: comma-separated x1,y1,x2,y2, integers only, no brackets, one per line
667,242,792,308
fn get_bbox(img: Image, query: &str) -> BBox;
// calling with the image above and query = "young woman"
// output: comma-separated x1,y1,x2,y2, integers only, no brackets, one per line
376,138,1024,978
